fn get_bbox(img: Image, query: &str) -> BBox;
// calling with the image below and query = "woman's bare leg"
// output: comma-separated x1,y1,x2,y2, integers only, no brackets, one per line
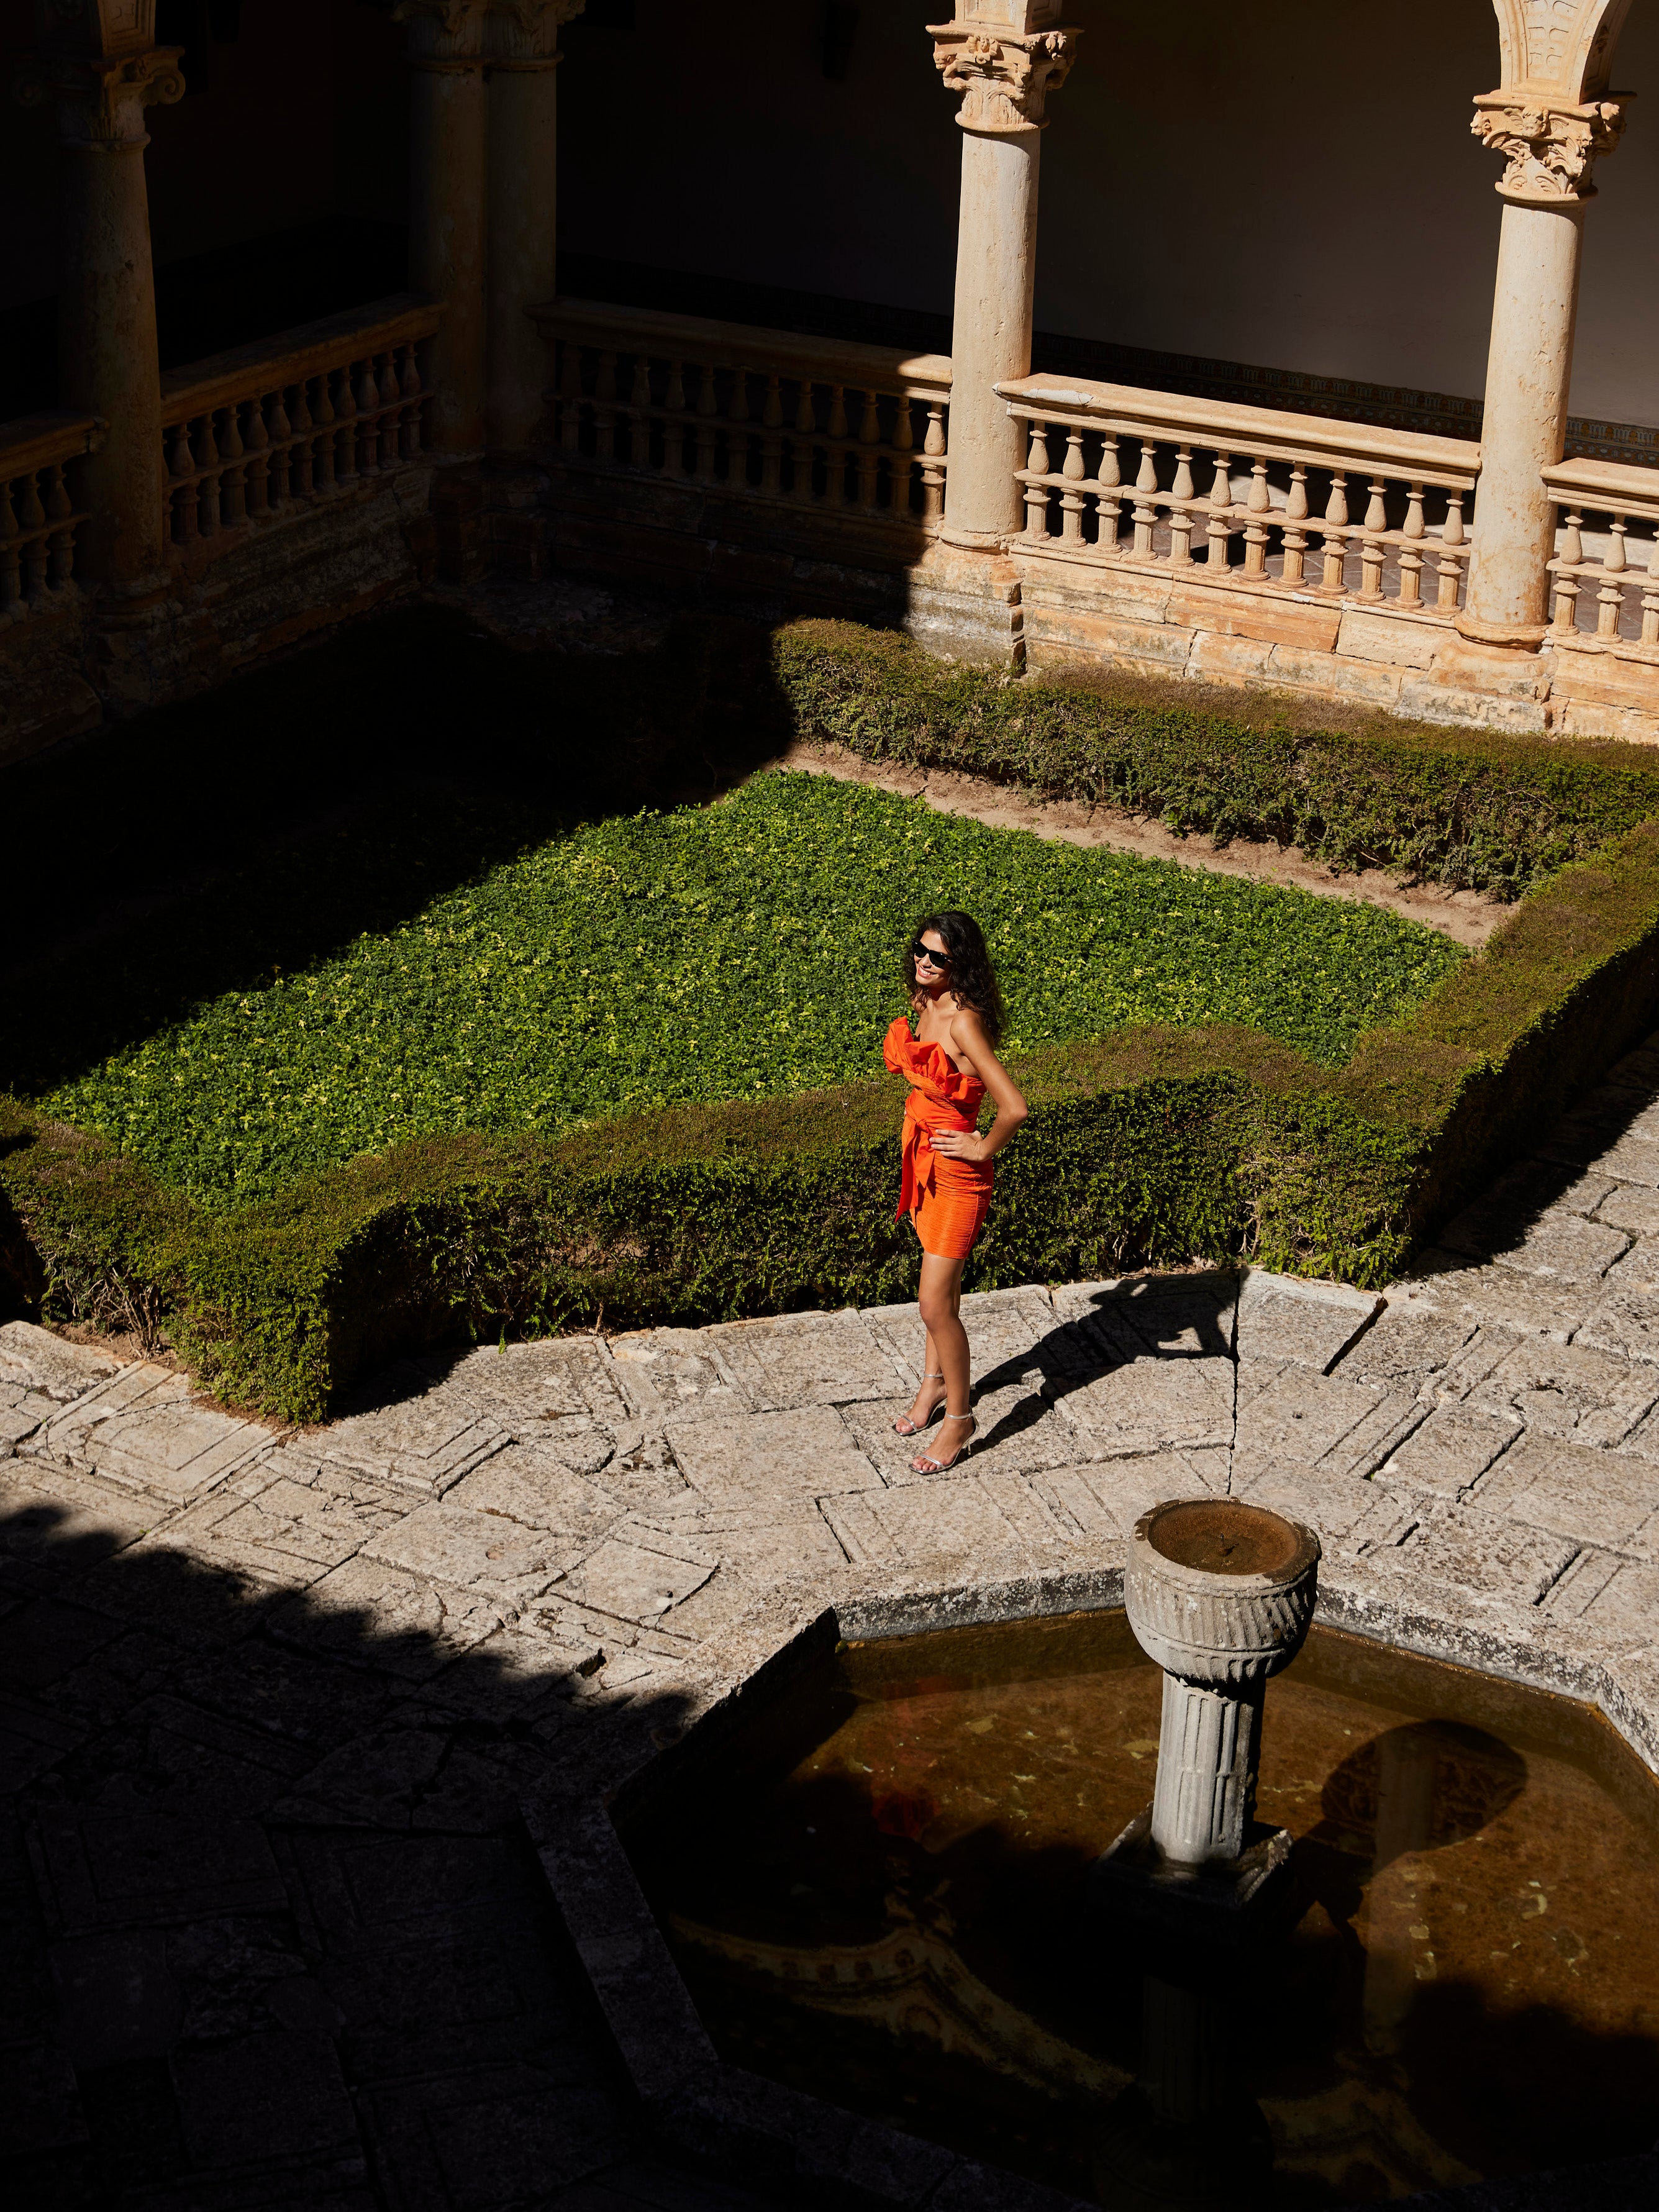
915,1253,972,1466
903,1323,948,1431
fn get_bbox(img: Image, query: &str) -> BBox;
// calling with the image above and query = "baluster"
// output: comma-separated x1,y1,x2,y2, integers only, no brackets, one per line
376,353,399,467
1165,446,1194,565
558,340,583,452
242,394,271,514
312,371,337,493
399,344,424,460
216,401,246,525
1060,428,1087,545
791,379,817,501
1132,441,1160,560
1023,419,1052,540
891,394,914,515
1206,450,1233,567
332,364,358,486
1437,491,1466,608
1397,481,1426,607
1358,476,1388,599
626,355,652,468
168,419,199,539
693,363,718,480
353,360,380,474
289,381,314,501
1243,455,1271,578
922,403,946,523
17,470,48,598
1551,505,1583,632
1096,437,1121,550
1642,529,1659,647
0,477,20,608
1319,470,1349,591
1281,465,1309,586
827,385,850,504
1599,512,1629,636
856,389,881,509
664,360,690,476
43,462,74,587
593,349,617,463
195,412,224,533
726,364,752,486
266,388,294,507
760,375,785,496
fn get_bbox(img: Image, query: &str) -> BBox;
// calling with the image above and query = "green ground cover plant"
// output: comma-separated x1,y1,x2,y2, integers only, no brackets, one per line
32,773,1462,1210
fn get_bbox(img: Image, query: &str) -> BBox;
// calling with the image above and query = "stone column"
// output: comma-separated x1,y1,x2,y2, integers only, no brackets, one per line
1460,0,1633,645
484,2,583,457
397,0,489,458
14,7,184,593
929,6,1080,548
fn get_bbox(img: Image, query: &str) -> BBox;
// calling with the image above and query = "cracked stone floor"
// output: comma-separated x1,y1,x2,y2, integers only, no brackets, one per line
8,1040,1659,2210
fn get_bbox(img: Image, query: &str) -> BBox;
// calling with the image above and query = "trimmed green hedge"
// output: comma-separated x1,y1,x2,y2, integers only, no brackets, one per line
9,616,1659,1422
778,620,1659,897
7,814,1659,1421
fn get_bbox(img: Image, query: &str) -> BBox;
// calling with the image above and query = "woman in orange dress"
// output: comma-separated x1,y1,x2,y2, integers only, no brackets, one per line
882,910,1028,1475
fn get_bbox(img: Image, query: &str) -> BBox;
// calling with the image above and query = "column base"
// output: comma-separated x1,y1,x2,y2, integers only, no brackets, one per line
1455,609,1551,650
1089,1805,1293,1938
1439,625,1553,700
903,539,1024,668
937,521,1011,553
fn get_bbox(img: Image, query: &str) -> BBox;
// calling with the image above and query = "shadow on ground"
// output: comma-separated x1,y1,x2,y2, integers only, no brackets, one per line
2,601,794,1096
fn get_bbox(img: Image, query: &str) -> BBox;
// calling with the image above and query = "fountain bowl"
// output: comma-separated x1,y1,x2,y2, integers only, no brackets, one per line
1124,1498,1320,1689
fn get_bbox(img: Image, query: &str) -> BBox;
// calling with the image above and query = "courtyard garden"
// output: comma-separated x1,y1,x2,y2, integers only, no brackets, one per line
7,609,1659,1421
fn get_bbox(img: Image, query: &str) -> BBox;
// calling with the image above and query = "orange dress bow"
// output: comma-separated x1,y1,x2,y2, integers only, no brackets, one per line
883,1016,995,1260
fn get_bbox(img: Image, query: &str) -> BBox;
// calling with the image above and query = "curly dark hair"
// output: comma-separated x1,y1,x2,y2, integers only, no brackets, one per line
904,910,1006,1046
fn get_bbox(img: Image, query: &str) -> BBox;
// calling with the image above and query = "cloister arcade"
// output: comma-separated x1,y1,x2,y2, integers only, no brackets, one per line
2,0,1658,751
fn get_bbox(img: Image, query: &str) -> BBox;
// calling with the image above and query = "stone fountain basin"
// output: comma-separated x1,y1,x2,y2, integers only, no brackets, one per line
521,1547,1659,2212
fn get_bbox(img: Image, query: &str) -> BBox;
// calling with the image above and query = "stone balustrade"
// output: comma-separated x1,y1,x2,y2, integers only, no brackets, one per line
537,301,952,530
1545,457,1659,653
998,374,1481,619
157,297,442,560
0,412,101,621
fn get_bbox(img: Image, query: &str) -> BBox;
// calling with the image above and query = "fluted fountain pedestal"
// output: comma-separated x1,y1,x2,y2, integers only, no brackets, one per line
1095,1499,1320,1924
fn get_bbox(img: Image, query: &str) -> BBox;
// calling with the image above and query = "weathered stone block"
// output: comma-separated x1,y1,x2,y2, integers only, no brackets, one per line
1172,585,1342,652
1470,1436,1659,1550
1466,1340,1659,1446
1373,1406,1520,1498
0,1323,118,1403
701,1309,908,1411
664,1406,882,1511
1334,606,1442,669
1235,1269,1379,1373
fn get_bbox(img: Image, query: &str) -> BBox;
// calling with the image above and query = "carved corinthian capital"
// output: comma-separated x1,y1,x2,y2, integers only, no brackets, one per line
394,0,488,65
1471,85,1628,201
486,0,585,65
930,11,1081,134
14,45,184,148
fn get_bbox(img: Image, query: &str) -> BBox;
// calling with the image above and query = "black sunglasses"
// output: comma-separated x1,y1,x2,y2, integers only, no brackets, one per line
910,939,952,967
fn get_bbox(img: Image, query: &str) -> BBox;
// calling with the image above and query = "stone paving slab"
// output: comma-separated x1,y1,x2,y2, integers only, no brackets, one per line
1233,1268,1379,1372
0,1319,118,1400
7,1054,1659,2209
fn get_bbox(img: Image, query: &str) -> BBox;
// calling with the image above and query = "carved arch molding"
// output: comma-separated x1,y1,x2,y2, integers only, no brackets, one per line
1477,0,1635,202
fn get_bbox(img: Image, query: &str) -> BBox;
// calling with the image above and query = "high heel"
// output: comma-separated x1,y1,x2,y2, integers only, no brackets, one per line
909,1411,977,1475
893,1372,947,1437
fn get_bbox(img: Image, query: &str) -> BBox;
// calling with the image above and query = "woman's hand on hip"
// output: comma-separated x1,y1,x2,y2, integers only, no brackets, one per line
929,1129,988,1163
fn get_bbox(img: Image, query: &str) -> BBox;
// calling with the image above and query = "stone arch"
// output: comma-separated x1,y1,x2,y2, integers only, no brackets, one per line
1490,0,1635,98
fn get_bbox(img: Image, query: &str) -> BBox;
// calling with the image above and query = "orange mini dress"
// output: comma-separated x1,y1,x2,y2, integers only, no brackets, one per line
883,1014,994,1261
